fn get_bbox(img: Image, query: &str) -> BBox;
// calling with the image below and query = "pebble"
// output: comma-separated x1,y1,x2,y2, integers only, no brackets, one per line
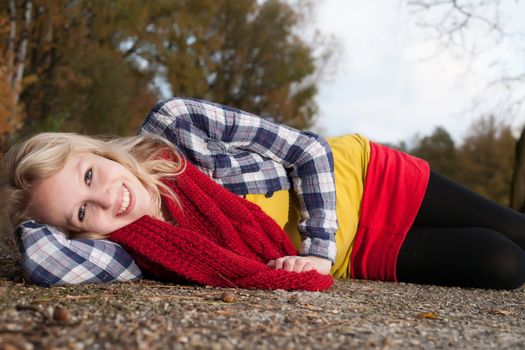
221,292,236,303
0,277,524,349
52,306,71,322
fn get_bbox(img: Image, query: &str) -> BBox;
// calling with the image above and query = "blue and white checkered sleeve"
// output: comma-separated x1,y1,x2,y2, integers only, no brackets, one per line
15,220,143,287
141,97,338,262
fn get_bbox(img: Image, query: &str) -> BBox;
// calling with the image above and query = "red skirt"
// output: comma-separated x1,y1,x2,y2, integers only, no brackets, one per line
350,142,430,281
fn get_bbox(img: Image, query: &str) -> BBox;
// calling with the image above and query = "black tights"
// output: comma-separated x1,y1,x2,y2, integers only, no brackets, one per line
396,171,525,290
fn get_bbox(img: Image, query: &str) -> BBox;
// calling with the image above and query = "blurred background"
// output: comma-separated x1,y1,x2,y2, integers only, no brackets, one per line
1,0,524,210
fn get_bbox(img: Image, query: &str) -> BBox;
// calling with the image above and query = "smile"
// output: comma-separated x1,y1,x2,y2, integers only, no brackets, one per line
117,185,131,215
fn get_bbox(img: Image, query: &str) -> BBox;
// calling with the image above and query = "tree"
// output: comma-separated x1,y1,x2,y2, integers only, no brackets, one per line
404,117,516,205
131,0,335,129
407,0,525,209
411,126,457,179
0,0,336,151
456,116,516,205
0,0,30,149
0,64,25,149
5,0,32,107
15,0,158,136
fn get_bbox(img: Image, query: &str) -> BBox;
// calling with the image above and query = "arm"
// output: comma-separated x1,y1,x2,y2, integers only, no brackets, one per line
140,97,338,264
16,220,142,286
110,215,333,291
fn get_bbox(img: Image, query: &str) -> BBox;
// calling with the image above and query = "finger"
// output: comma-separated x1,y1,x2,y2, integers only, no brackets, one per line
274,257,286,270
301,262,315,272
267,260,276,268
282,258,297,272
293,259,307,273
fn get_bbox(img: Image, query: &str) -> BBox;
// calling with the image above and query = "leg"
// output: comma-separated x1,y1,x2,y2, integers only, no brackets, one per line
415,171,525,250
397,226,525,289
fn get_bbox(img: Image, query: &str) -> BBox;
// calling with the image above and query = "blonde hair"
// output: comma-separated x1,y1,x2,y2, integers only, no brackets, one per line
0,132,185,239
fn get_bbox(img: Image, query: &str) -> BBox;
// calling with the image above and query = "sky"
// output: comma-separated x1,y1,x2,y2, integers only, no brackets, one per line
313,0,525,145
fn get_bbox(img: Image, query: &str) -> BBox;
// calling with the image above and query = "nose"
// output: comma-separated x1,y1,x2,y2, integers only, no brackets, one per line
89,186,113,210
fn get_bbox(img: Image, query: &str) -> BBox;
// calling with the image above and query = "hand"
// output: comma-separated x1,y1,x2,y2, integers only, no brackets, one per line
267,256,332,275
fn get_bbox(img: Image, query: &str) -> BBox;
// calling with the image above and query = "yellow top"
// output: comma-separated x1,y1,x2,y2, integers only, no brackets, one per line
245,134,370,278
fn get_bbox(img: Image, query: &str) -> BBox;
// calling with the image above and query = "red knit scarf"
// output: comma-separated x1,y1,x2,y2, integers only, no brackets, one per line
109,161,333,291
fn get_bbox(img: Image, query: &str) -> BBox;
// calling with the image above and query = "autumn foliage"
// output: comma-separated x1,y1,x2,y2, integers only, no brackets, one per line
0,0,335,152
0,65,24,139
407,116,517,206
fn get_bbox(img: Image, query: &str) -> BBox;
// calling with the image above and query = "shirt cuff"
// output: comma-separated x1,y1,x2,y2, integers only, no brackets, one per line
299,237,337,263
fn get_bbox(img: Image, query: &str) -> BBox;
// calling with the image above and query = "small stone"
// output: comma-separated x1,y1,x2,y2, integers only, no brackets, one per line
52,306,71,322
178,336,189,343
221,292,236,303
288,294,300,304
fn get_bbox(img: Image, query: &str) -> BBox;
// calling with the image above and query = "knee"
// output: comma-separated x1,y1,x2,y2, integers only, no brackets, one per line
487,243,525,290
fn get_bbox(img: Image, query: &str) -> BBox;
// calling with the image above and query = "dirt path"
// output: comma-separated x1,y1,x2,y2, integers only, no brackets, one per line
1,244,524,349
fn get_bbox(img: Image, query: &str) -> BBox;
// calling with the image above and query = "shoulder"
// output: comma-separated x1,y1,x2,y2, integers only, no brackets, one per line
146,97,243,118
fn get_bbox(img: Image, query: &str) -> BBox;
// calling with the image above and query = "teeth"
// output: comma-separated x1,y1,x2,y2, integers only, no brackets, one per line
118,186,130,215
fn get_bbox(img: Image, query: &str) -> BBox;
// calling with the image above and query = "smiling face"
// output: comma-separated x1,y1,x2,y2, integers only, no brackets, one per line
29,152,155,235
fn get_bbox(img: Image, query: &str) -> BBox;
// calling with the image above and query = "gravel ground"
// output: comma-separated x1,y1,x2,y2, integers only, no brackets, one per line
1,238,524,350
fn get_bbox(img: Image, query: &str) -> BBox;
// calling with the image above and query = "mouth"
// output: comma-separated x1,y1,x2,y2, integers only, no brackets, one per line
117,184,132,216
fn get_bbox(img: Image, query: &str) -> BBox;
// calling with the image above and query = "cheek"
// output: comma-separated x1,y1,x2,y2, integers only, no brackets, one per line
136,184,155,211
92,216,129,234
135,196,153,217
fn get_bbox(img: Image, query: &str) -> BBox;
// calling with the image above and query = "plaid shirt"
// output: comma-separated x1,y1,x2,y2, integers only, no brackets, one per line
16,97,337,286
141,98,338,259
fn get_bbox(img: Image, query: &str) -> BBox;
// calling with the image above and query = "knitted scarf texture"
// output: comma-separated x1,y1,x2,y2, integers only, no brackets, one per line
109,161,333,291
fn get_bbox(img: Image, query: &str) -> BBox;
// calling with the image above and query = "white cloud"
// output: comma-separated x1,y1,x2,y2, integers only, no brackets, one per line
313,0,525,144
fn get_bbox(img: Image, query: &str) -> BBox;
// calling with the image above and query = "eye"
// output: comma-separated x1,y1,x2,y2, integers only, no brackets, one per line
84,168,93,186
78,204,86,222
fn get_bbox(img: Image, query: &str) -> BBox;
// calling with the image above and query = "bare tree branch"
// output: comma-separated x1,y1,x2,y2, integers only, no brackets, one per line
408,0,504,46
408,0,522,84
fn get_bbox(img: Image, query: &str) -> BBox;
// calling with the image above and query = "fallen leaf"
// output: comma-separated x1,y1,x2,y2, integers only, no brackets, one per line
490,308,512,316
417,312,438,319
